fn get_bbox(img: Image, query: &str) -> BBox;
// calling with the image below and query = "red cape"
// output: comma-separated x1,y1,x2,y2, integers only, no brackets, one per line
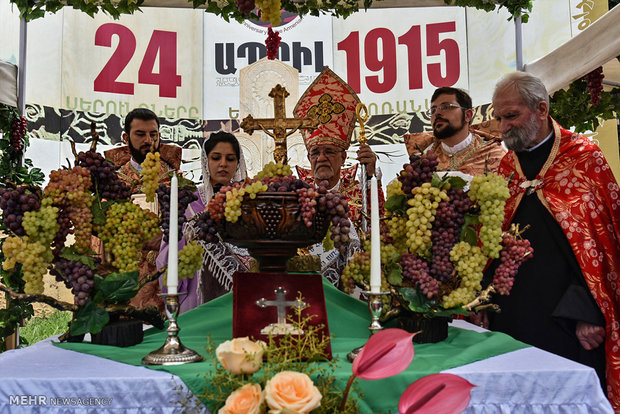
498,118,620,409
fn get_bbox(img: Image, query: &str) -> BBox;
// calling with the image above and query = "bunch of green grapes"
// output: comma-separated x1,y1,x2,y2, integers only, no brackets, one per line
22,203,60,246
255,0,282,26
255,161,292,178
341,250,370,294
469,173,510,259
44,166,94,254
386,178,404,198
2,236,52,294
224,186,245,223
405,183,449,258
140,151,160,202
386,214,408,252
442,241,487,308
362,239,400,266
99,202,160,272
222,180,268,223
176,241,205,280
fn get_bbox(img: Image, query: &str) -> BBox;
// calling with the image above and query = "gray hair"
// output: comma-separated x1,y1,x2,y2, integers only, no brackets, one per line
493,72,549,111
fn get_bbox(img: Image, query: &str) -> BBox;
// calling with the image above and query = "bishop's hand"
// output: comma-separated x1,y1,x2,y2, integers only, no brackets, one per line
576,320,605,350
357,143,377,178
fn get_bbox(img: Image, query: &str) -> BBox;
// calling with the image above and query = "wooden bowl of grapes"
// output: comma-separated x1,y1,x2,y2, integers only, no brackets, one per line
218,192,330,272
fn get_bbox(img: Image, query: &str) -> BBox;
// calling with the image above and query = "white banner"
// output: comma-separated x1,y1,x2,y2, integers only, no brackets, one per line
332,7,468,116
203,13,333,120
61,7,203,119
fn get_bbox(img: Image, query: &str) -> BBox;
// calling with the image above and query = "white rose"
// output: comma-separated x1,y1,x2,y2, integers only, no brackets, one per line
216,337,266,375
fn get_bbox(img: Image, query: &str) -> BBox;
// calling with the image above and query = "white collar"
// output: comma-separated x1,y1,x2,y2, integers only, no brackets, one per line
441,133,473,155
130,157,142,173
526,131,554,152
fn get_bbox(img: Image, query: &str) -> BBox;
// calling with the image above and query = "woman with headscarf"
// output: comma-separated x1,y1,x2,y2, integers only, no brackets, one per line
157,131,251,312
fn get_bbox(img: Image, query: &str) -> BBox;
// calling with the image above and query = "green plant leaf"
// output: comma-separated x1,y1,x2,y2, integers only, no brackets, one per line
59,246,96,270
97,271,140,302
91,200,113,225
385,193,407,214
386,265,403,286
71,301,109,336
460,213,479,246
399,287,431,313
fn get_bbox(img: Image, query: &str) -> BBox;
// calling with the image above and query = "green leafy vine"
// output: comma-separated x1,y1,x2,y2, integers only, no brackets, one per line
443,0,534,22
550,77,620,134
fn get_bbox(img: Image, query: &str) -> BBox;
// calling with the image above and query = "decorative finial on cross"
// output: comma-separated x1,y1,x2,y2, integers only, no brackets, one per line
240,84,319,165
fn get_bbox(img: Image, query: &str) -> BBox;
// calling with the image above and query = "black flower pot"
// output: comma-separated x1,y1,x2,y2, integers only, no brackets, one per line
91,318,144,347
398,312,450,343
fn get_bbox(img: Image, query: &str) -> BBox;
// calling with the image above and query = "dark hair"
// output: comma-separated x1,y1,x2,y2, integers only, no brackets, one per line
431,87,473,110
203,131,241,161
123,108,160,135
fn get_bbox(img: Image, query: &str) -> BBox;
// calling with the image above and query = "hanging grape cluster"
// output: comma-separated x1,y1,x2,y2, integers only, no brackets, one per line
585,66,604,107
0,186,41,236
9,116,27,152
156,183,198,243
76,150,131,200
266,27,281,60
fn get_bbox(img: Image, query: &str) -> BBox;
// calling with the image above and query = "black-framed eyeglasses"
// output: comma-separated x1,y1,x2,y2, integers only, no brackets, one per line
426,103,466,117
309,148,345,160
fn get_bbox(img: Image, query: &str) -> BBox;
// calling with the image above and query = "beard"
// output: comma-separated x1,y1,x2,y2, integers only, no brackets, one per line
433,114,466,140
502,113,540,152
129,139,160,164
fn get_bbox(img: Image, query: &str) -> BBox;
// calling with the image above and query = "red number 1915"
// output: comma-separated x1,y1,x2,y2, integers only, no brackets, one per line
337,22,460,94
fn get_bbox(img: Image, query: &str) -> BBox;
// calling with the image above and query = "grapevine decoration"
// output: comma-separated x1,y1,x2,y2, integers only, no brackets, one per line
0,103,44,351
585,66,604,107
550,71,620,134
8,0,530,24
0,124,166,341
266,27,281,60
342,151,533,319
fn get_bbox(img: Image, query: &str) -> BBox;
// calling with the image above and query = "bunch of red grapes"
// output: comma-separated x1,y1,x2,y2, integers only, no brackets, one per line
585,66,604,107
10,116,27,152
266,27,281,60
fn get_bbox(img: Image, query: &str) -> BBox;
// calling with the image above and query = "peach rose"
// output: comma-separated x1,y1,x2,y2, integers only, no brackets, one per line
216,337,266,375
218,383,264,414
264,371,322,413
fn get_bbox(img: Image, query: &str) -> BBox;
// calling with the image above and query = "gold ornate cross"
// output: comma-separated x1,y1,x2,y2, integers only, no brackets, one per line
240,84,319,165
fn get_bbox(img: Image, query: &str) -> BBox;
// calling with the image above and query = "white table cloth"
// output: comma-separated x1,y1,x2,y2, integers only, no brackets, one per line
0,320,612,413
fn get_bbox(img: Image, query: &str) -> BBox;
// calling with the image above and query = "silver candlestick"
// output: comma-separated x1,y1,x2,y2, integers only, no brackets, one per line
142,293,202,365
347,291,390,362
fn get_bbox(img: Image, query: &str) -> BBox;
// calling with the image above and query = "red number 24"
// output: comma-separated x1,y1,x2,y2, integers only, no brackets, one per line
94,23,182,98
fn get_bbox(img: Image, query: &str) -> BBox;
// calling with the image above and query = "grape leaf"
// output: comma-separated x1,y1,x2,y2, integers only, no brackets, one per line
97,271,140,303
385,194,407,214
460,213,480,246
177,174,197,193
400,287,432,313
70,301,109,336
386,265,403,286
91,200,113,225
59,246,96,270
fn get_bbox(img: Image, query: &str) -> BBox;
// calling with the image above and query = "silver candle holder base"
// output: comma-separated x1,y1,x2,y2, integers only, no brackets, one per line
142,293,202,366
347,291,390,362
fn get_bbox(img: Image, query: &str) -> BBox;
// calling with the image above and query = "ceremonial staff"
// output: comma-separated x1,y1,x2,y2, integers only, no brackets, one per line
356,103,369,233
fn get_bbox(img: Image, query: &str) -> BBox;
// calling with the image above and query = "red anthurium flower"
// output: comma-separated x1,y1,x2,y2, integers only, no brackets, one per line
352,328,416,380
398,373,476,414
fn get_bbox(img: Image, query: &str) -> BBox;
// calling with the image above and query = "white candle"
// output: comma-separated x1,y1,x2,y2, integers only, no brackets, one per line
167,173,178,295
369,176,381,294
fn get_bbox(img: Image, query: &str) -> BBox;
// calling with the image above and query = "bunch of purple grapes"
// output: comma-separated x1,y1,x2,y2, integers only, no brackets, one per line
401,252,439,299
398,152,439,197
235,0,255,14
0,186,41,236
52,209,73,258
585,66,604,107
194,210,218,244
493,233,534,295
429,189,472,282
9,116,27,152
76,150,132,200
54,258,96,306
262,175,310,192
296,186,319,227
156,183,198,243
315,180,351,253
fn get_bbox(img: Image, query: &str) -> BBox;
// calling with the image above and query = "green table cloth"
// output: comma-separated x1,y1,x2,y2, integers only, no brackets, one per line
56,279,528,413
